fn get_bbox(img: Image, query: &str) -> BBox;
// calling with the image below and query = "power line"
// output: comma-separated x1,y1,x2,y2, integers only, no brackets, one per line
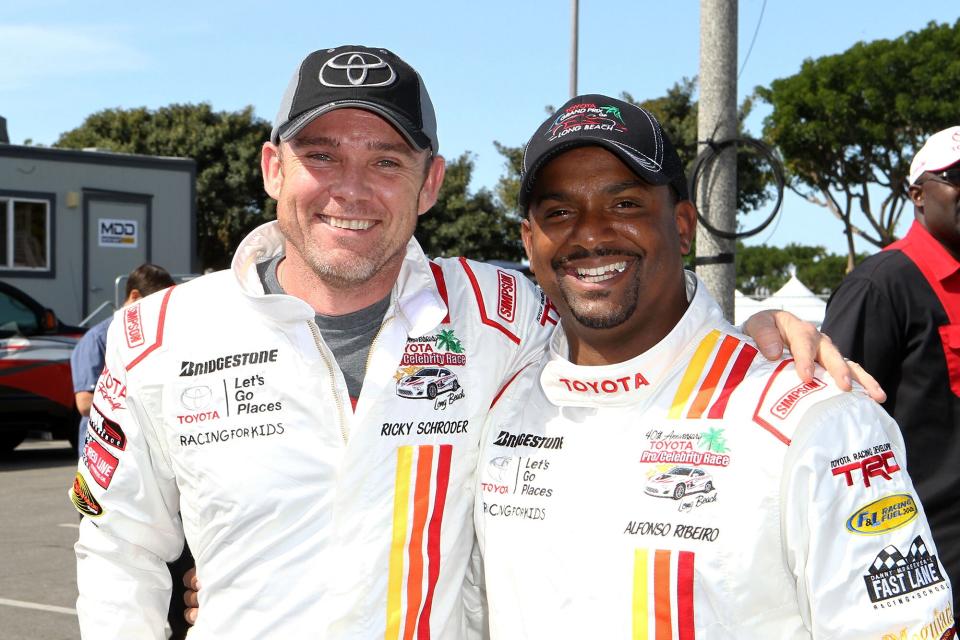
738,0,768,80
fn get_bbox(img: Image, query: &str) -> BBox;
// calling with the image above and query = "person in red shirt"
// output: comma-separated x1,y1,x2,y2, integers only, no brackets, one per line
822,125,960,623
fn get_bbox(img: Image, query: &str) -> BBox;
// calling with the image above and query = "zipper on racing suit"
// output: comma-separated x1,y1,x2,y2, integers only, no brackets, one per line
364,316,395,380
307,320,348,444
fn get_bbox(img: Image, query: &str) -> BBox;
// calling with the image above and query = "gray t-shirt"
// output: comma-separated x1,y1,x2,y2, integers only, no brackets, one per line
256,255,388,401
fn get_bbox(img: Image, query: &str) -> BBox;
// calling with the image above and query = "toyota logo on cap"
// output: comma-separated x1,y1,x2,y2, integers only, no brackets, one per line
319,51,397,88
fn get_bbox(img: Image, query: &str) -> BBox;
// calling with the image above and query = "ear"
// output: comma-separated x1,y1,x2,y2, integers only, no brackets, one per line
262,141,283,200
520,218,534,266
125,290,142,305
417,155,447,216
909,183,924,213
674,200,697,255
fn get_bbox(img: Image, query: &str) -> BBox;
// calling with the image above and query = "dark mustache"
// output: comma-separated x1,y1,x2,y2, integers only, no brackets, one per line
551,247,641,270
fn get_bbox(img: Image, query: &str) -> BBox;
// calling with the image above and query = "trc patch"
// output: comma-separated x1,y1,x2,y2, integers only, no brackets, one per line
832,449,900,488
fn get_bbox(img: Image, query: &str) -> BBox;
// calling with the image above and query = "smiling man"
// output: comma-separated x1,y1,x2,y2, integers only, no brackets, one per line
475,95,954,638
72,48,878,639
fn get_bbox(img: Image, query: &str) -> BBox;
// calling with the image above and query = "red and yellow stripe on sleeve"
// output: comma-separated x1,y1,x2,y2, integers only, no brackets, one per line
668,330,758,419
385,444,453,640
633,549,696,640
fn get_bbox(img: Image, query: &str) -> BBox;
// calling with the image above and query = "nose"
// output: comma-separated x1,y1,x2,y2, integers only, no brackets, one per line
328,160,372,202
569,208,617,249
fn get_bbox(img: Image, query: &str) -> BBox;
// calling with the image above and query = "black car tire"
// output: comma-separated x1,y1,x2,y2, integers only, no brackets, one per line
673,484,686,500
427,384,438,400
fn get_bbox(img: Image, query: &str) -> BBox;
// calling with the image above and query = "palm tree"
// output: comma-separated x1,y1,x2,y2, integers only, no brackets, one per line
699,428,728,453
434,329,464,354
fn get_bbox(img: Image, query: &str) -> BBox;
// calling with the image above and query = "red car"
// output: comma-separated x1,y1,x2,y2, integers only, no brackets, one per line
0,281,85,453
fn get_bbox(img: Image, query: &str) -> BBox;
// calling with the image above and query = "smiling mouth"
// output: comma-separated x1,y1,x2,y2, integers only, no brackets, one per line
573,261,628,283
319,215,374,231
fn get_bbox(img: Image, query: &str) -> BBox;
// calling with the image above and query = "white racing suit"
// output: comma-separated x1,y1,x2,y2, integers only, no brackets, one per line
71,221,556,639
476,273,955,639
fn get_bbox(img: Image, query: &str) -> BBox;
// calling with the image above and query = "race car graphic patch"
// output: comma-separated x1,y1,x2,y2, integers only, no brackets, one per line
644,465,716,501
863,535,946,604
70,473,103,517
394,331,467,410
632,549,695,639
846,494,918,535
82,436,119,489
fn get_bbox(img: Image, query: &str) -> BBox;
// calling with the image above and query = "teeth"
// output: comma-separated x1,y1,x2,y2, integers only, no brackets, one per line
575,261,627,282
322,216,374,230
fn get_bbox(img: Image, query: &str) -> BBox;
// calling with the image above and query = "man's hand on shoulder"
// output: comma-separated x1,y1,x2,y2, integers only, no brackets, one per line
742,309,886,403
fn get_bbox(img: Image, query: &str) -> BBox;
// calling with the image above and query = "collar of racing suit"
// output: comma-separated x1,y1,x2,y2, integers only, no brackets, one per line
229,221,449,338
540,271,725,408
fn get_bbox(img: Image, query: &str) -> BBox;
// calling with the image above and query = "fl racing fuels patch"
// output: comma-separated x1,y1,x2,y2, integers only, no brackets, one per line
71,473,103,517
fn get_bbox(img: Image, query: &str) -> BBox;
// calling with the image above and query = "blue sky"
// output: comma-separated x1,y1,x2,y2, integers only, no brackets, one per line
2,1,957,256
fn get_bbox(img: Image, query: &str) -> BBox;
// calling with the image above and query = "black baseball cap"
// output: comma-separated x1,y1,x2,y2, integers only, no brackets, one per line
271,45,438,153
519,94,688,211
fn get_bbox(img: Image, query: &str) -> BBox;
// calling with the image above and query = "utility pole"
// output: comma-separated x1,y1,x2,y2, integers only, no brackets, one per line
696,0,737,321
570,0,579,98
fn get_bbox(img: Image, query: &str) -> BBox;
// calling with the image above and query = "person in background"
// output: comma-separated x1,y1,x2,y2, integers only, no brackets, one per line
71,263,175,448
822,125,960,625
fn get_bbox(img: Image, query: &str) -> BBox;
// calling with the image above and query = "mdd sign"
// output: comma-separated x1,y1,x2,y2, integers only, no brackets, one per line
98,218,139,248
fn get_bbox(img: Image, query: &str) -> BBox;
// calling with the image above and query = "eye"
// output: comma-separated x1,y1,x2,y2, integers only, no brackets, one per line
304,152,333,162
613,199,642,209
543,207,573,219
376,158,401,168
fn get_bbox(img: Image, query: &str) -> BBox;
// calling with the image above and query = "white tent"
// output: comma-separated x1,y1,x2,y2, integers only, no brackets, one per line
759,273,827,326
734,289,768,327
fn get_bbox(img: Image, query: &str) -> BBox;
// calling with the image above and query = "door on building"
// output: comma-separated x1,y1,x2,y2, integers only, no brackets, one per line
83,190,151,320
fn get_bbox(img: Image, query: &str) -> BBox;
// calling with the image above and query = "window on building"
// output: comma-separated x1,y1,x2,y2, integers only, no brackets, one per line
0,197,50,271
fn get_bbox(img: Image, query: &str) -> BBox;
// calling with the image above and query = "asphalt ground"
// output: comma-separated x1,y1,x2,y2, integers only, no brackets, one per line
0,438,81,640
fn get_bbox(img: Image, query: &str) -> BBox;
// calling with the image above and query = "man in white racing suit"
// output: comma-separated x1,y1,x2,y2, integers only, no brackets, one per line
475,95,955,639
71,47,878,638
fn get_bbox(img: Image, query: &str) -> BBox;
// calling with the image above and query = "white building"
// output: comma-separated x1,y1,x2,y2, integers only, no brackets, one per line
0,129,196,325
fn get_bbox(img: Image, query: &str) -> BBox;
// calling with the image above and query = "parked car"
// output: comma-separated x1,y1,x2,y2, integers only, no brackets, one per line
396,367,460,400
0,281,85,452
644,466,714,500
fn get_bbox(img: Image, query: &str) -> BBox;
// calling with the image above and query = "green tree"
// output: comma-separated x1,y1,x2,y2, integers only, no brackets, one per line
735,242,867,297
758,19,960,270
416,152,523,261
56,103,275,269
